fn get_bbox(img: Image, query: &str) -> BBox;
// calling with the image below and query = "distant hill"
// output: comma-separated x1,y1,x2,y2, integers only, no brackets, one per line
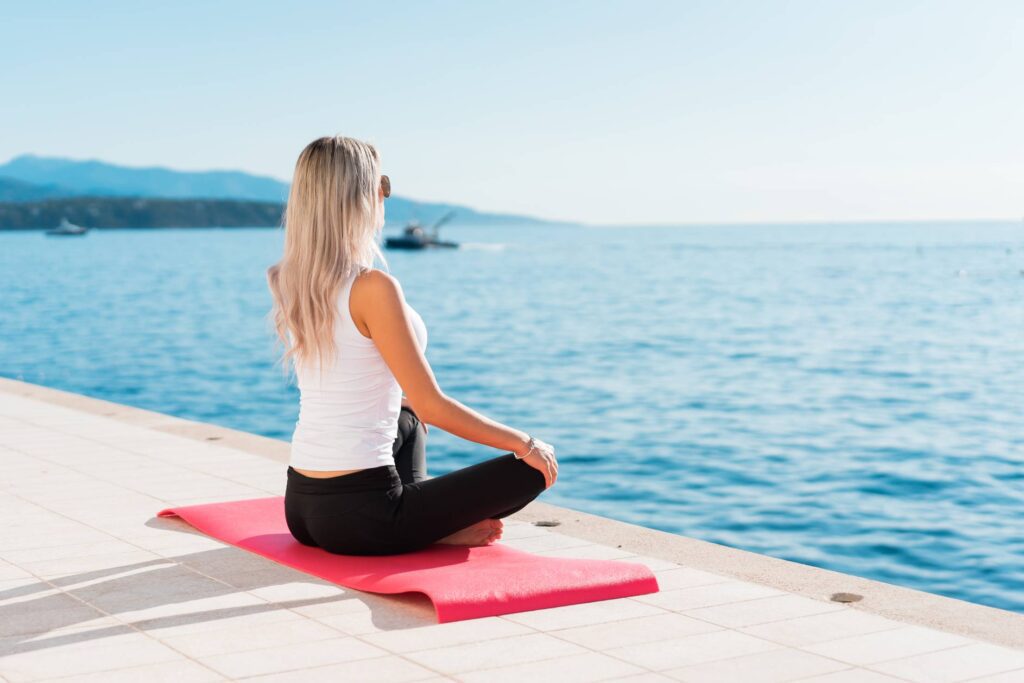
0,194,576,230
0,197,285,229
0,154,289,202
0,154,573,228
0,175,72,201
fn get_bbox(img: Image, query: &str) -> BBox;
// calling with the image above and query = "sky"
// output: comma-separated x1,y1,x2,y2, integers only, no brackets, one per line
2,0,1022,225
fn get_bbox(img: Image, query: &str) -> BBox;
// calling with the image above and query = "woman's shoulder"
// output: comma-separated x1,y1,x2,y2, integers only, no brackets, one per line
352,267,401,297
350,268,401,294
350,268,406,329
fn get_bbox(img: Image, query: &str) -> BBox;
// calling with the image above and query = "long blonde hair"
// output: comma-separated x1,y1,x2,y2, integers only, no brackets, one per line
266,135,389,382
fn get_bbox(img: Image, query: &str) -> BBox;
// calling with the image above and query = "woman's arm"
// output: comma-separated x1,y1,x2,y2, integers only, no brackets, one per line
355,270,530,455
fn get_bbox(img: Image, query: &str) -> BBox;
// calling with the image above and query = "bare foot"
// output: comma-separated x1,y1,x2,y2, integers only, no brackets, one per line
436,519,503,547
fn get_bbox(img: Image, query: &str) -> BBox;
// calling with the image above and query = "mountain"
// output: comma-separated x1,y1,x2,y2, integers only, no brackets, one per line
0,197,285,229
0,154,289,202
0,175,73,201
0,154,572,227
0,195,573,229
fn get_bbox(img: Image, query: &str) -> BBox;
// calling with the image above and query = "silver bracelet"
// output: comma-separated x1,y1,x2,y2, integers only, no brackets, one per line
515,436,538,460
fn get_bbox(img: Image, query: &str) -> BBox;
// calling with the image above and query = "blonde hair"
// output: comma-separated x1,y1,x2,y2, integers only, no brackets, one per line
266,135,390,382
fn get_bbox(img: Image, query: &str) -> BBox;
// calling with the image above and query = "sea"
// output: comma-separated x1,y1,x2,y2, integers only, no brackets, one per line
1,220,1022,613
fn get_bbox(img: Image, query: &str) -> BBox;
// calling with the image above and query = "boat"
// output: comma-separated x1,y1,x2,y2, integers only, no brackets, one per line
384,211,459,250
45,218,90,236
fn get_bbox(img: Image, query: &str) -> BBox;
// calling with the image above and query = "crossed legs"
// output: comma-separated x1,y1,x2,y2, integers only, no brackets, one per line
390,406,547,550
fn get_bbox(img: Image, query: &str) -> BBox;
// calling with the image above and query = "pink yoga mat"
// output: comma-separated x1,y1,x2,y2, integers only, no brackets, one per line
157,496,660,622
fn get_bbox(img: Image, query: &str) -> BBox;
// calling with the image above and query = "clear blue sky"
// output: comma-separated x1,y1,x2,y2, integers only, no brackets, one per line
2,0,1022,224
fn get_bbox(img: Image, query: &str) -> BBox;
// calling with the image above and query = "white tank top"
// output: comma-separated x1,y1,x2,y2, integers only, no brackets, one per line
288,269,428,471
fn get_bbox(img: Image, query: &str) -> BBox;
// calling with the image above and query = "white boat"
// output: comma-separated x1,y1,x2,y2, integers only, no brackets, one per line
45,218,90,236
384,211,459,250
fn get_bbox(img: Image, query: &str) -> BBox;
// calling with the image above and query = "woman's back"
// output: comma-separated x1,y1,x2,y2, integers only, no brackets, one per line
289,269,427,472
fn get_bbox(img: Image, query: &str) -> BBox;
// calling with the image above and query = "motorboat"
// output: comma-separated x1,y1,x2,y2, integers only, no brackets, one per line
45,218,90,236
385,211,458,250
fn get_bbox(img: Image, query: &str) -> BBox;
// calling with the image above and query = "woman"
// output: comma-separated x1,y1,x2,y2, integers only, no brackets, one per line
266,135,558,556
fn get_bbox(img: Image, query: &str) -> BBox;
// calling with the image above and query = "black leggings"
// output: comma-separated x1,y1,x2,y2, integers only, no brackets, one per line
284,406,548,556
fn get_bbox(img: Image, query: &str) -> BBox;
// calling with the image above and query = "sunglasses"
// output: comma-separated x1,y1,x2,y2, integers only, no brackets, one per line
380,174,391,198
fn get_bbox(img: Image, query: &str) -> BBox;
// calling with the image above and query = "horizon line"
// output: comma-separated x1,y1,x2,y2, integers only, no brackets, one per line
4,153,1024,229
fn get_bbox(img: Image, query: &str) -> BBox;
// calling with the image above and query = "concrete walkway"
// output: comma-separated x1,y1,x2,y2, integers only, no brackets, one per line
1,377,1023,682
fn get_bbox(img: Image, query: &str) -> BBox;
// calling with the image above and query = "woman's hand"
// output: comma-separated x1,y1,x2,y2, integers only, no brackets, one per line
515,437,558,489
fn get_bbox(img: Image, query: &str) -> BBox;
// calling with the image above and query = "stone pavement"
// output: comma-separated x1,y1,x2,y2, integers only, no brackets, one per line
2,380,1023,682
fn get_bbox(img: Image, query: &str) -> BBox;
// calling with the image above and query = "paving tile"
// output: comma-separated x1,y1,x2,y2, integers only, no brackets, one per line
170,547,282,578
737,608,904,647
1,593,121,634
3,523,112,552
662,646,848,682
650,567,734,590
359,615,533,653
312,609,429,636
47,560,179,593
133,602,305,639
159,614,346,658
801,624,972,665
455,650,647,682
14,549,167,580
0,577,51,605
491,521,550,540
233,477,286,494
605,628,781,671
501,596,666,631
18,484,160,508
961,669,1024,683
549,612,723,651
9,615,126,641
8,479,116,498
116,530,226,556
401,631,589,676
197,636,390,678
141,481,270,502
682,593,846,628
40,658,227,682
116,589,287,628
617,555,685,571
42,496,167,519
534,543,638,560
866,642,1024,683
633,579,787,612
0,562,33,581
0,590,112,638
241,579,346,603
241,654,438,682
2,539,153,565
602,674,677,682
160,493,280,506
288,594,382,620
306,598,441,635
499,531,596,553
792,669,917,682
31,520,145,542
65,562,249,613
0,630,184,681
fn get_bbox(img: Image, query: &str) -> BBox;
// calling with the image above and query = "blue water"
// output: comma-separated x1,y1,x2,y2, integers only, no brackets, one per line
2,221,1023,613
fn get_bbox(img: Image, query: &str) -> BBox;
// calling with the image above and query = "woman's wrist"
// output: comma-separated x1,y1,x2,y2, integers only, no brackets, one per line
512,433,536,459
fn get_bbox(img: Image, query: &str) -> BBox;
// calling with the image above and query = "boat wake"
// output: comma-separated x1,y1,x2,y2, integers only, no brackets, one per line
457,243,507,251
